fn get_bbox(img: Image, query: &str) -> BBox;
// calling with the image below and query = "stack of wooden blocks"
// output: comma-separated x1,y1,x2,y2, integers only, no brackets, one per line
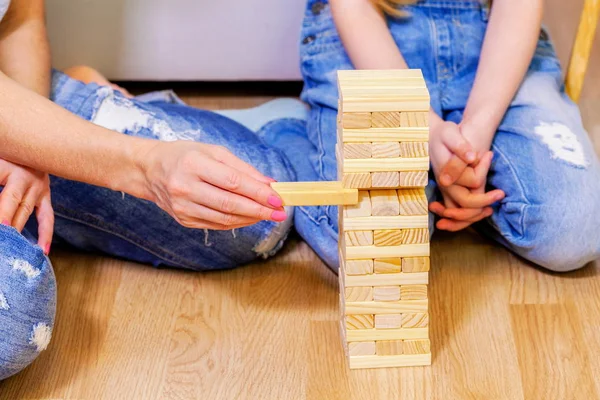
337,69,431,369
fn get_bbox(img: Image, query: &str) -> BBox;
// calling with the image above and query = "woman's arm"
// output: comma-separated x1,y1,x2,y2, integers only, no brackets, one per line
461,0,543,152
0,0,50,96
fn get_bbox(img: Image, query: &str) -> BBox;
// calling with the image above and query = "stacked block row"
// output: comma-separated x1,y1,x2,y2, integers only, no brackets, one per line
337,69,431,369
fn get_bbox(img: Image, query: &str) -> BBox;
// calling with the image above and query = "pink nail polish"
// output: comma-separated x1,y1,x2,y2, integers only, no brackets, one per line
267,195,283,208
1,220,8,226
268,177,278,183
43,244,51,255
271,210,287,222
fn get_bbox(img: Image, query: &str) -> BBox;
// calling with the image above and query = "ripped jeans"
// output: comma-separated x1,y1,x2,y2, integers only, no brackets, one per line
0,70,312,380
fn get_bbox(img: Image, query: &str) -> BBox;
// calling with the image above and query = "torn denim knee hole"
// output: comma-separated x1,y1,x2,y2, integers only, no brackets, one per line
12,259,41,279
534,122,588,168
253,206,294,258
30,322,52,352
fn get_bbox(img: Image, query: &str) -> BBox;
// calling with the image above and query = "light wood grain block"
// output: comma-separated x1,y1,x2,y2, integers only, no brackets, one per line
399,228,429,244
345,286,374,302
398,188,428,215
399,171,428,187
346,300,428,315
371,172,400,188
342,112,372,129
346,243,429,260
343,190,371,218
343,157,429,173
371,112,402,128
400,112,428,127
374,314,402,329
345,259,374,275
374,230,404,246
371,142,401,158
400,142,429,158
400,285,428,300
376,340,403,356
370,190,400,216
345,230,374,247
402,257,430,272
343,173,372,189
342,127,429,143
271,182,358,206
344,143,372,159
344,215,428,231
347,327,429,342
348,341,376,356
401,313,429,328
374,258,402,274
348,354,431,369
345,271,428,287
346,315,374,330
373,286,401,301
403,339,430,355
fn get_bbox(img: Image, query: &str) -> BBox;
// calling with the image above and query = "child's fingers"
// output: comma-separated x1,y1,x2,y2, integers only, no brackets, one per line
441,124,478,165
436,218,474,232
456,151,493,189
437,155,469,187
428,201,447,216
443,207,493,222
446,185,505,208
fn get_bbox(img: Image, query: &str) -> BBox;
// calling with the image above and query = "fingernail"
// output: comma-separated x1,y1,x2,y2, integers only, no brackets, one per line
466,152,476,162
267,177,278,183
441,174,452,185
267,195,283,208
271,210,287,222
44,244,51,255
1,220,8,225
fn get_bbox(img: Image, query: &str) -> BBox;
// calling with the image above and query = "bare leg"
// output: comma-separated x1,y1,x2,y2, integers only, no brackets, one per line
62,65,133,98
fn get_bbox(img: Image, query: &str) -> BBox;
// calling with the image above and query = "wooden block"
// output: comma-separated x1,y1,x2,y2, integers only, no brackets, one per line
398,188,428,215
339,96,430,113
400,112,428,127
344,143,372,159
399,228,429,244
402,257,430,272
371,172,400,188
400,142,429,158
374,314,402,329
401,313,429,328
403,339,430,355
348,341,376,356
345,230,374,246
342,127,429,143
399,171,428,187
271,181,358,206
374,258,402,274
345,271,428,287
370,190,400,216
345,286,374,302
347,327,428,342
373,286,401,301
376,340,403,356
348,354,431,369
400,112,409,127
344,215,428,231
400,285,428,300
371,142,401,158
342,112,372,129
343,190,371,217
343,173,372,189
344,157,429,173
374,230,404,246
346,314,374,330
371,112,401,128
346,243,429,260
345,259,374,275
346,300,427,315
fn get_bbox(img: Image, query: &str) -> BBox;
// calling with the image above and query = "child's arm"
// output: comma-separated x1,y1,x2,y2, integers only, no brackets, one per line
461,0,543,152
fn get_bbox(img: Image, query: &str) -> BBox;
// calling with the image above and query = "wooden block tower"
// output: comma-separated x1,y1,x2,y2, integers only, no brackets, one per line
337,69,431,369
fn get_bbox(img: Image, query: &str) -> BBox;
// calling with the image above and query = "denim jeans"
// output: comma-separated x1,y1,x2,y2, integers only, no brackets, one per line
298,0,600,272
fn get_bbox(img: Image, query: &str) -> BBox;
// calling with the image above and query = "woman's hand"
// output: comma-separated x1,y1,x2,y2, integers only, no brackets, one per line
0,159,53,253
139,141,287,230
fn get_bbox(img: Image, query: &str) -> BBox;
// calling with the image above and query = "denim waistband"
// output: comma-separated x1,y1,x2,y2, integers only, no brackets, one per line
305,0,487,11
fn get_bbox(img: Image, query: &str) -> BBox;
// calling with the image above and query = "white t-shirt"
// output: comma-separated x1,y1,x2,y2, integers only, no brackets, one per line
0,0,9,23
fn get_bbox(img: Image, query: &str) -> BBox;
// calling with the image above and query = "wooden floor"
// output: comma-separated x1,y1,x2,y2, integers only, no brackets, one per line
2,3,600,399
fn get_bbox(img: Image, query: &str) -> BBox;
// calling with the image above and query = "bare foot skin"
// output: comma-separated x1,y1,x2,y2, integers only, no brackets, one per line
62,65,133,98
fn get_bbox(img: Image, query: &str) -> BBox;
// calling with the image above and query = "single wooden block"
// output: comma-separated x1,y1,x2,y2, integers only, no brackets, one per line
371,112,402,128
399,228,429,244
348,354,431,369
401,313,429,328
398,188,428,216
344,143,372,159
346,314,375,330
371,142,401,158
371,172,400,188
343,190,372,217
343,173,372,189
400,284,428,300
400,142,429,158
342,127,429,143
374,258,402,274
345,230,374,247
343,112,372,129
346,300,428,315
345,259,374,275
347,327,428,342
370,190,400,216
345,286,374,302
403,339,430,355
399,171,428,187
400,112,428,127
343,215,428,231
373,286,401,301
402,257,430,272
374,314,402,329
348,341,376,356
271,181,358,206
376,340,403,356
374,230,404,246
344,157,429,173
345,271,428,287
345,243,429,260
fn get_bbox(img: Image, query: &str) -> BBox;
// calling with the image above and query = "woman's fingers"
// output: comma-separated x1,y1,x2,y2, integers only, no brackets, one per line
0,179,27,226
36,194,55,254
174,200,267,229
211,146,275,184
12,189,37,232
